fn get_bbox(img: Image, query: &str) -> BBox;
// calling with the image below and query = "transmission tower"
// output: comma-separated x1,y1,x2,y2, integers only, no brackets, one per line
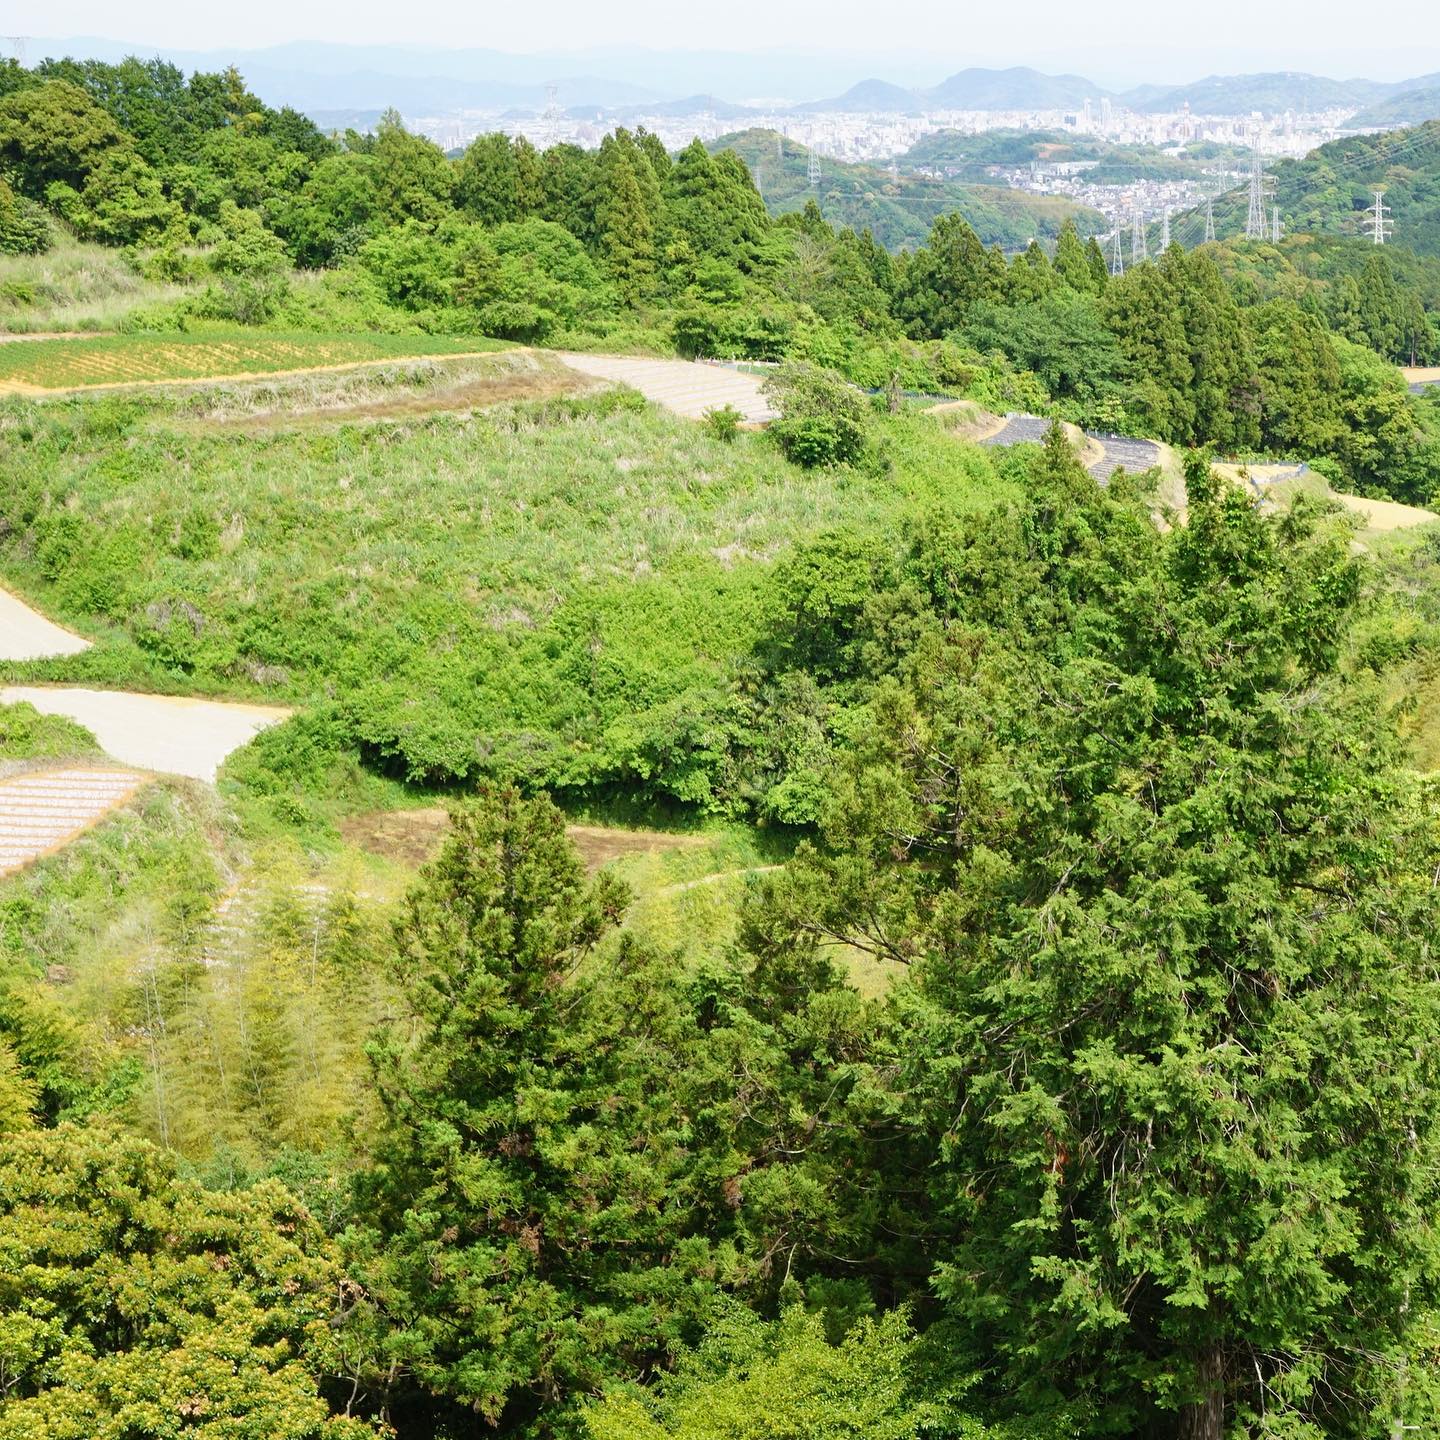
806,138,821,190
1131,207,1147,266
1110,229,1124,278
1204,194,1216,243
1271,205,1282,243
1370,189,1392,244
1160,206,1171,250
4,36,29,64
1245,147,1269,238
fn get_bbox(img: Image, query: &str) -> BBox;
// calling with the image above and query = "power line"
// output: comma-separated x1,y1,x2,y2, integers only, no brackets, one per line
1204,194,1216,243
1160,206,1171,250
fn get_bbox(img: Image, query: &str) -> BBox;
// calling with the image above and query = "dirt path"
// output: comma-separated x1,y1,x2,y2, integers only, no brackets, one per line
0,585,91,661
339,807,714,873
0,766,146,877
555,353,777,423
0,686,290,782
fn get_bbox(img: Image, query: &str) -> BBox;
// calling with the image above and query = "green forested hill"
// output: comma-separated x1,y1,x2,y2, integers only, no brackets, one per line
1351,87,1440,130
712,128,1106,250
1167,121,1440,258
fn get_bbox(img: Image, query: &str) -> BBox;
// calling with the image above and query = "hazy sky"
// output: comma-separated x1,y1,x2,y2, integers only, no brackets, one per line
13,0,1440,86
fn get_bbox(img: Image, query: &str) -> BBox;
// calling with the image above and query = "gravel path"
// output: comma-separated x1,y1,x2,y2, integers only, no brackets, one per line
975,413,1161,482
0,585,91,661
975,414,1053,448
0,767,145,877
0,686,291,782
1085,433,1163,482
555,353,777,423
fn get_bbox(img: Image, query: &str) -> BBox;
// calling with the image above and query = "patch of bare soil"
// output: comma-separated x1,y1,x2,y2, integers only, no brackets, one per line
340,808,709,873
197,363,599,431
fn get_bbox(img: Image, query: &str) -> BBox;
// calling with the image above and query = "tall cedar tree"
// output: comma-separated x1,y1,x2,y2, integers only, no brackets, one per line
752,434,1440,1439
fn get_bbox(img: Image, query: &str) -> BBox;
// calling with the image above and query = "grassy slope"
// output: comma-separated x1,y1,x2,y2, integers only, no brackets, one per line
0,241,191,334
0,358,1025,1169
0,375,1017,788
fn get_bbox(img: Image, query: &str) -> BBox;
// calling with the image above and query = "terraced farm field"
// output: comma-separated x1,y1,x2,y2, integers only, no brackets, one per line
0,331,507,392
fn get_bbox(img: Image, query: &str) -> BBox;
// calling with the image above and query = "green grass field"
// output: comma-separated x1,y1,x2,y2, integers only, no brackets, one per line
0,374,1020,805
0,330,508,390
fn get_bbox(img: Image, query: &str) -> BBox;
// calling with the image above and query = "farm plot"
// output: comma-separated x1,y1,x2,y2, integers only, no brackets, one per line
0,331,506,392
0,767,145,877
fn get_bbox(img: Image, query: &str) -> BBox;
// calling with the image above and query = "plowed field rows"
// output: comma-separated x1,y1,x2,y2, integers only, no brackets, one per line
0,767,144,877
0,332,504,391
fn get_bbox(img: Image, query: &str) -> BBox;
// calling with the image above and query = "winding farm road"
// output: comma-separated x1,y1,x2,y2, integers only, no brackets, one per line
0,586,91,661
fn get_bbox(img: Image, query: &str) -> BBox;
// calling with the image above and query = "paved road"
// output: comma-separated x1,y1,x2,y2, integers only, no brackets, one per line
976,413,1161,482
0,585,90,661
0,685,291,782
555,353,777,423
0,767,145,877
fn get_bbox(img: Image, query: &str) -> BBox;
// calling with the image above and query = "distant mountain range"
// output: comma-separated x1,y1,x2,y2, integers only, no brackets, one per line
21,39,1440,122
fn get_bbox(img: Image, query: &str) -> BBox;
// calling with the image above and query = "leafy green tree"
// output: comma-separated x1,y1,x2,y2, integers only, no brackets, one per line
0,79,127,195
1329,335,1424,495
587,1306,989,1440
207,200,292,323
755,445,1440,1439
0,176,49,255
0,1125,374,1438
762,362,872,467
1251,297,1344,455
963,289,1127,410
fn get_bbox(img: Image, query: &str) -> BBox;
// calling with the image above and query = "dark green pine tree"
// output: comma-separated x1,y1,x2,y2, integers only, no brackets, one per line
350,793,708,1433
1053,217,1095,293
754,443,1440,1440
893,212,1003,338
594,131,662,300
1084,234,1110,291
1170,247,1260,450
1102,255,1195,441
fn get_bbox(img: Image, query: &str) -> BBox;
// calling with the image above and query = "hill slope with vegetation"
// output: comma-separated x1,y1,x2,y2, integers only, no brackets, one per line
6,47,1440,1440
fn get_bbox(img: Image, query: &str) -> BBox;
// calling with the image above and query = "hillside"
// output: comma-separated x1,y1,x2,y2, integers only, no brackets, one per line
715,128,1106,250
1169,121,1440,258
1351,87,1440,129
796,78,922,114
